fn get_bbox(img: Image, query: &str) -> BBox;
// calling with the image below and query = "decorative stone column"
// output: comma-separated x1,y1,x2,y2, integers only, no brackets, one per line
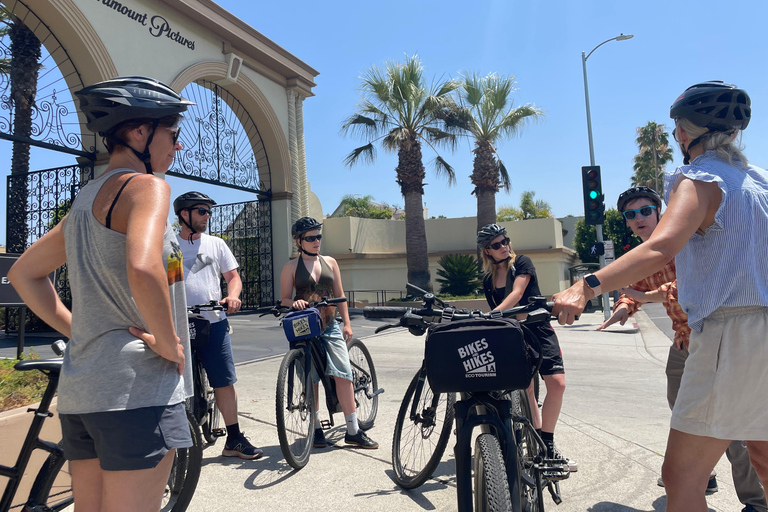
295,93,308,218
287,88,301,224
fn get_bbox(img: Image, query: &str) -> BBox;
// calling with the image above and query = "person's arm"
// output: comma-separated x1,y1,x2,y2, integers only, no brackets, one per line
553,176,721,324
221,269,242,314
328,256,353,342
620,286,665,304
8,220,72,337
493,274,530,311
122,177,184,373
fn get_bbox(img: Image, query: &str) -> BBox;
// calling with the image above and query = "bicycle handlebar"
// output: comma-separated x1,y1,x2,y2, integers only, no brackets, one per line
255,297,348,317
187,300,225,314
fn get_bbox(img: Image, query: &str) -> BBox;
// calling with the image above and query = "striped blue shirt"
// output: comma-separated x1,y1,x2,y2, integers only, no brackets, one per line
663,151,768,331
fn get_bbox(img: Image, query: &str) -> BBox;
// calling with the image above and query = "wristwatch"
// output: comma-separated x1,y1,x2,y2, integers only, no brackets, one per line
583,273,602,296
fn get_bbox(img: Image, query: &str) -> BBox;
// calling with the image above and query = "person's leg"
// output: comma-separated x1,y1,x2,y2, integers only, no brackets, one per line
101,450,175,512
215,384,237,425
540,373,565,433
525,380,542,430
334,376,355,416
662,429,730,512
746,441,768,490
728,440,768,511
70,459,103,512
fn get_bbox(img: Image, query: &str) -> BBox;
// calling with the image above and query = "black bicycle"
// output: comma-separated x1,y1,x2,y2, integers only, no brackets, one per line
365,287,569,512
1,342,72,512
258,297,383,469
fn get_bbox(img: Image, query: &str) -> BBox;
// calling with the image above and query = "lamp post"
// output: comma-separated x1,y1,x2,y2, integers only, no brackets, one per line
581,33,633,320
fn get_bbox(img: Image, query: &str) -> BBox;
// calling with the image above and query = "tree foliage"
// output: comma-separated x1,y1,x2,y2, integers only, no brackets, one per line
632,122,674,195
435,254,481,296
572,209,641,263
332,194,393,219
497,190,552,221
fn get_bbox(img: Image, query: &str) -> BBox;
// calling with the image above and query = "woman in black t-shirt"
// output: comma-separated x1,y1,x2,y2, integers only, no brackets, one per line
477,223,577,472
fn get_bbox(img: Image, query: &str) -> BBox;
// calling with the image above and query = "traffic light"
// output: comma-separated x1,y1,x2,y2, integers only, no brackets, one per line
581,165,605,225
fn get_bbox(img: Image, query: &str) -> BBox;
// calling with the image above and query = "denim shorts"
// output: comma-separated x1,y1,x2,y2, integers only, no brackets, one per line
59,402,191,470
195,319,237,388
303,322,353,384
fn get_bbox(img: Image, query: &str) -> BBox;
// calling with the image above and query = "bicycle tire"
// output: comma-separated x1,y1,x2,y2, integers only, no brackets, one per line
276,348,315,469
26,442,73,511
474,433,513,512
161,409,203,512
347,338,378,431
199,365,223,445
512,390,545,512
391,370,455,489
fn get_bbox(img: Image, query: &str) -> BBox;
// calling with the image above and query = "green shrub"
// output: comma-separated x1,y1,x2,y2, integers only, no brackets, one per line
435,254,481,296
0,351,48,412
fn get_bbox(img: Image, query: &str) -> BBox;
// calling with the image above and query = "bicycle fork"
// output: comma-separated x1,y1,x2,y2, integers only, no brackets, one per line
453,395,522,512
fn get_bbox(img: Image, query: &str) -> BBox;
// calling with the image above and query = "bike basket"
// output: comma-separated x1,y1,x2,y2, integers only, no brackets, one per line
188,314,211,349
282,308,323,342
424,318,541,393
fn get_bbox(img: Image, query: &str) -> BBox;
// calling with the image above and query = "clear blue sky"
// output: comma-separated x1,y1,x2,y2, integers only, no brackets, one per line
2,0,767,242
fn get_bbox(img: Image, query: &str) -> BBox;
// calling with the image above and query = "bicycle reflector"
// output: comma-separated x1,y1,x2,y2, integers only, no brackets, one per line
581,165,605,225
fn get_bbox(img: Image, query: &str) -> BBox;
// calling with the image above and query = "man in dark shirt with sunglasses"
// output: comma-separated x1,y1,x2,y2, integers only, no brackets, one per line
174,191,263,460
597,187,766,511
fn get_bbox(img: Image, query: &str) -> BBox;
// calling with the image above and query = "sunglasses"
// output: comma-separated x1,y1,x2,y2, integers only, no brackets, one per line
302,234,322,242
171,126,182,145
622,205,657,220
487,237,510,251
195,207,212,216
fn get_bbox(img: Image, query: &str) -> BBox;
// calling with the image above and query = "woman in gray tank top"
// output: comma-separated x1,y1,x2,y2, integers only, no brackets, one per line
9,77,195,511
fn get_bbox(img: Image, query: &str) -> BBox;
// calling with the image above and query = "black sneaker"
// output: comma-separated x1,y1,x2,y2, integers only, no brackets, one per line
742,506,761,512
313,428,328,448
222,432,263,460
344,430,379,449
705,475,718,495
547,442,578,473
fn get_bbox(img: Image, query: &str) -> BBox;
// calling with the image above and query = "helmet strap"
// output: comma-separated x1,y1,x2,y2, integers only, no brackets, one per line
682,133,707,165
301,248,319,257
489,254,511,265
104,120,160,174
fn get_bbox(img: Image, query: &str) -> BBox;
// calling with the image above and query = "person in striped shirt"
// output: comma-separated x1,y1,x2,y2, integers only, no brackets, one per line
599,186,766,512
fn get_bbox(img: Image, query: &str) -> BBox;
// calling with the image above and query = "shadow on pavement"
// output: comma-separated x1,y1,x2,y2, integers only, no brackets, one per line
587,495,716,512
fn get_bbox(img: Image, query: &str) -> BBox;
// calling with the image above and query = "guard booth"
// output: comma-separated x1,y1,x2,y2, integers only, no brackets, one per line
569,263,601,313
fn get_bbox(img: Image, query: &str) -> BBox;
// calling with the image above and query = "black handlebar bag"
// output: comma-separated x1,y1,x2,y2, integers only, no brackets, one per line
188,314,212,349
425,317,541,394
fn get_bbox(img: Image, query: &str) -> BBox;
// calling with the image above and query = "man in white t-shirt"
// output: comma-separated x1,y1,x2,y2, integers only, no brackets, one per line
174,191,262,460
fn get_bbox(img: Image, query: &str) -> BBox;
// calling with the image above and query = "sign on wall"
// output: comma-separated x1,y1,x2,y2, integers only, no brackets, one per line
95,0,196,50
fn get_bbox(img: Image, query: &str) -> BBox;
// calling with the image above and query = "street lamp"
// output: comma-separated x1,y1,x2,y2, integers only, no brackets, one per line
581,33,633,320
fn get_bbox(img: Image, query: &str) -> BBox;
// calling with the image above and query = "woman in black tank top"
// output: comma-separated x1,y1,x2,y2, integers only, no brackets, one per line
279,217,379,450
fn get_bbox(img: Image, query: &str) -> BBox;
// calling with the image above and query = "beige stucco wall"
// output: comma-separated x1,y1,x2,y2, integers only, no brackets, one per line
317,217,577,304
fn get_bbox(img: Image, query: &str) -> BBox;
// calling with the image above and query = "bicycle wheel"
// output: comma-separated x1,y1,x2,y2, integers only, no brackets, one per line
161,409,203,512
276,348,315,469
391,370,455,489
474,433,513,512
512,390,544,512
347,338,378,430
199,365,223,444
26,442,73,511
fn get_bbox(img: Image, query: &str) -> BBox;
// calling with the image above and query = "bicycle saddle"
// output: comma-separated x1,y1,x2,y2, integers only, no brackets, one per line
14,359,63,375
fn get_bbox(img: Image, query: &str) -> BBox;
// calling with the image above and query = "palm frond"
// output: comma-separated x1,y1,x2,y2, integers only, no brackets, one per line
423,127,459,150
432,155,456,186
383,127,411,151
497,104,544,138
343,143,377,168
497,159,511,192
340,113,385,140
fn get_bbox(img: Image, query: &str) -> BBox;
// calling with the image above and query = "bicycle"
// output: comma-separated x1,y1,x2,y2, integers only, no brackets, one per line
258,297,384,470
364,286,569,512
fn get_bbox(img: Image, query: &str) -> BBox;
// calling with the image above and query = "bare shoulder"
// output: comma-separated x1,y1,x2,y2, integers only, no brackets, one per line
282,258,299,272
323,255,339,268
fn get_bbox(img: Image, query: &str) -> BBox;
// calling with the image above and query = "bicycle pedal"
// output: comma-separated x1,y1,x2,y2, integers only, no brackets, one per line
372,388,385,397
212,428,226,438
320,419,332,430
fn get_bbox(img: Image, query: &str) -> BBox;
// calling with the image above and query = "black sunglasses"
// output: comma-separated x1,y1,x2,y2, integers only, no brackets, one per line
195,207,212,216
171,126,182,145
622,205,656,220
488,237,510,251
302,234,322,242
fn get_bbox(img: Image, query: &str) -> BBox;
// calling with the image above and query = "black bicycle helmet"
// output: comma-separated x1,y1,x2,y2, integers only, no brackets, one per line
173,191,216,216
617,186,661,212
670,81,751,132
76,76,194,135
477,224,507,248
292,217,322,238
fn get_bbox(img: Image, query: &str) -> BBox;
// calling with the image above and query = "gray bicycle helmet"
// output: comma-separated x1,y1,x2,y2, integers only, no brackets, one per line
173,191,216,216
76,76,194,135
670,81,751,132
292,217,322,238
617,186,661,213
477,224,507,248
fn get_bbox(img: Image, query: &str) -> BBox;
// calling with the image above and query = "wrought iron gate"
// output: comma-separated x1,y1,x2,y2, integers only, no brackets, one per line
208,200,273,309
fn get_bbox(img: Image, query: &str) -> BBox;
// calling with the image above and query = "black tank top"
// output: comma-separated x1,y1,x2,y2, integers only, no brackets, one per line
294,254,335,326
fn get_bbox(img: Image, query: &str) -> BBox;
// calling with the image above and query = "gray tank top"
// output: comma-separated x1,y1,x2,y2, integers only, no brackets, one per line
58,169,192,414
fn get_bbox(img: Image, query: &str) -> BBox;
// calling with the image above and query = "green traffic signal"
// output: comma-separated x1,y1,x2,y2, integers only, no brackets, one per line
589,190,599,199
581,165,605,225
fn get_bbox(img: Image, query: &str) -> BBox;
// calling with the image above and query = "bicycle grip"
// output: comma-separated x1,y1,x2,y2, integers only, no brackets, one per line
363,306,409,318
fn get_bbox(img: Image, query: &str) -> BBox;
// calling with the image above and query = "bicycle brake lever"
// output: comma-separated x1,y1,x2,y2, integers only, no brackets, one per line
374,323,398,334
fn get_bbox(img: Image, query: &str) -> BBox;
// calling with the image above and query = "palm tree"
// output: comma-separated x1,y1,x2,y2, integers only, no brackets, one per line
497,190,552,221
442,72,543,232
341,54,460,291
632,122,674,195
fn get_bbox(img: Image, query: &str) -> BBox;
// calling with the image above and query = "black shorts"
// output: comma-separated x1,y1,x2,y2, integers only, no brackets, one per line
528,323,565,376
59,402,191,471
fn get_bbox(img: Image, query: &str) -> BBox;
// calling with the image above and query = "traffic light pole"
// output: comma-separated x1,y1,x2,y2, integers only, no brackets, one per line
582,50,611,321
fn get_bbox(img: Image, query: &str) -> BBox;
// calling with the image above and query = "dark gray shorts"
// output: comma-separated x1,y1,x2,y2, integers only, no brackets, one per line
59,402,192,471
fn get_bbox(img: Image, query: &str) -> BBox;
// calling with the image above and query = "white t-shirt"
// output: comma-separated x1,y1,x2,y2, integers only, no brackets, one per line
177,233,239,323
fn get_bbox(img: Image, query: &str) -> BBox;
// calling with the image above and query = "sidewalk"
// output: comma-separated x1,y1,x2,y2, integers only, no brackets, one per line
184,309,742,512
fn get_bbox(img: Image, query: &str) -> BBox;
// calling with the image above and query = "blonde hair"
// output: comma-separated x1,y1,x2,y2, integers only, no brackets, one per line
677,118,748,169
481,246,516,291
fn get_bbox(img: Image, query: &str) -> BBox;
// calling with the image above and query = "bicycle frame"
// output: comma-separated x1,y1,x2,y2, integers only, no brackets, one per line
0,362,69,512
288,335,342,425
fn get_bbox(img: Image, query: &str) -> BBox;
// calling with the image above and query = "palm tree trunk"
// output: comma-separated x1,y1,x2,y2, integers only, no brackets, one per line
7,20,41,253
471,142,499,260
396,139,431,292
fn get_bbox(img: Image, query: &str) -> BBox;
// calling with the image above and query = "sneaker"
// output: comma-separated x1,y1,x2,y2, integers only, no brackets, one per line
344,430,379,449
742,506,762,512
656,474,718,494
222,433,263,460
313,428,328,448
547,442,578,473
